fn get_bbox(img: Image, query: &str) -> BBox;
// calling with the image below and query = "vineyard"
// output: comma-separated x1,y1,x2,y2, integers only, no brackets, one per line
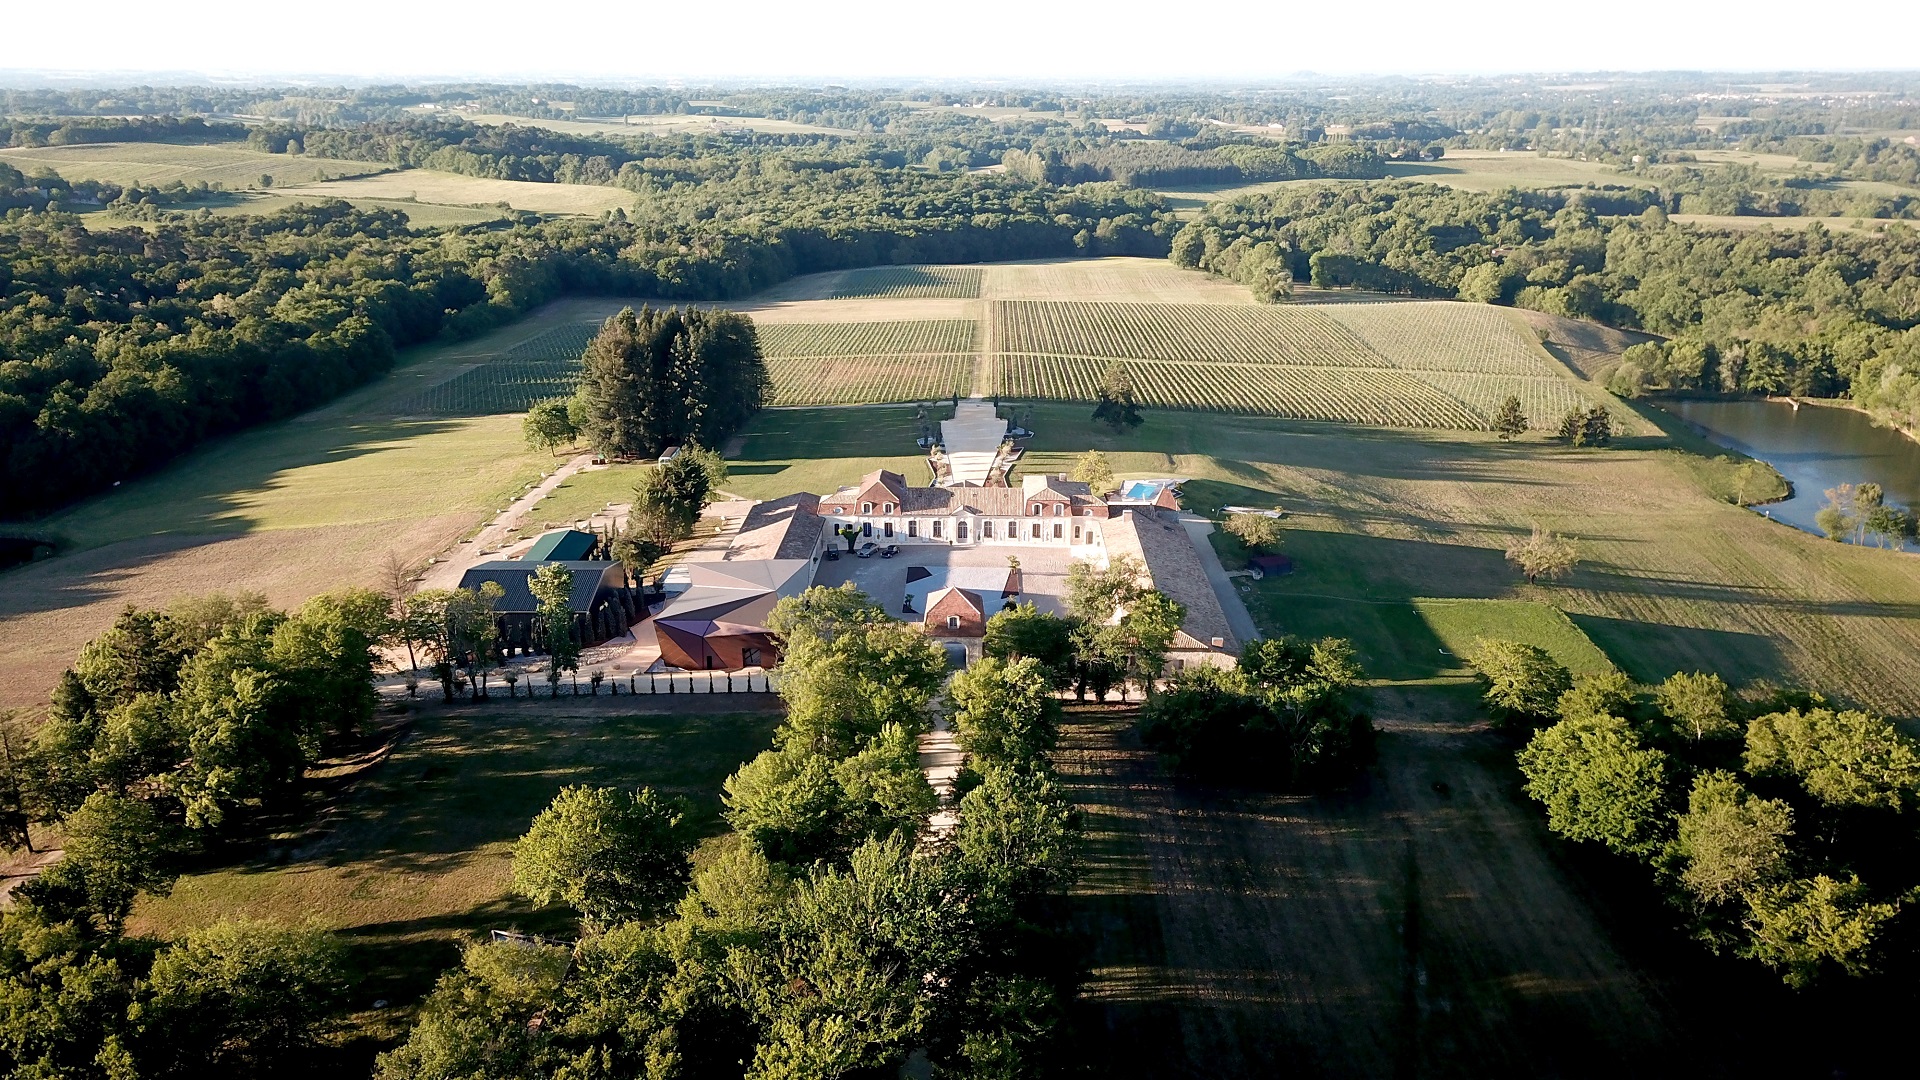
765,355,974,406
388,291,1614,429
997,356,1487,427
757,320,979,357
392,323,597,415
993,301,1381,367
759,319,979,405
1321,301,1556,374
829,266,984,299
987,299,1615,430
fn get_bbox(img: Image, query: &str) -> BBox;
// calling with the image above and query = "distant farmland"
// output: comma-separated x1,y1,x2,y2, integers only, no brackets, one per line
0,141,384,189
273,170,636,216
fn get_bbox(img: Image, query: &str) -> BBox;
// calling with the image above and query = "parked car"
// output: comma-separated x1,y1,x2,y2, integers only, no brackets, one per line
857,542,878,558
823,546,840,561
881,544,899,558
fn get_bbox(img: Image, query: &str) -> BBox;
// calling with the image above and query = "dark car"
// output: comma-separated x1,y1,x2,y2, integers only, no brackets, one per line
857,542,878,558
823,546,840,561
881,544,899,559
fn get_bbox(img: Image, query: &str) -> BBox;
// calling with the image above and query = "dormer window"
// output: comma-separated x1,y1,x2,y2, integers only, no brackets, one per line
1030,503,1041,515
884,502,895,514
947,615,961,630
1053,504,1064,516
861,502,873,514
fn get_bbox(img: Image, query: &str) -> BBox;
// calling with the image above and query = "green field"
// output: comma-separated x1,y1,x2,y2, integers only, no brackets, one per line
131,706,779,1051
990,300,1612,431
0,302,627,711
1412,598,1618,677
829,265,984,299
722,405,948,501
1003,403,1920,712
0,141,383,189
1379,150,1656,192
274,169,636,216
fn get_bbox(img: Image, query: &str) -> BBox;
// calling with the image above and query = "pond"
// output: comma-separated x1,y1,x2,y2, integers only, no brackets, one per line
1660,399,1920,550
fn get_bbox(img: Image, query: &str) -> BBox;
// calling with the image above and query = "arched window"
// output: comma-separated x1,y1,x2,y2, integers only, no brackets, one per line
1054,504,1065,516
884,502,895,514
1030,503,1041,515
947,615,961,630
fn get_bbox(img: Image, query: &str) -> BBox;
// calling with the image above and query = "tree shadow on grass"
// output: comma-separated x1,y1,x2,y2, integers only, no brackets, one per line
1568,613,1785,687
0,417,473,623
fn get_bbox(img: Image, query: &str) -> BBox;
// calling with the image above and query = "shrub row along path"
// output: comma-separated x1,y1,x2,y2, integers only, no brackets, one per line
419,452,596,592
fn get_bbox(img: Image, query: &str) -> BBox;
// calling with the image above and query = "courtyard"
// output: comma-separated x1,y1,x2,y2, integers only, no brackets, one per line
811,541,1076,619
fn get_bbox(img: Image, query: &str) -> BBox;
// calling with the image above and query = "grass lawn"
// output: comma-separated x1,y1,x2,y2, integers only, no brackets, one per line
1413,598,1617,677
1013,403,1920,714
131,706,780,1056
723,405,952,501
523,462,650,527
0,305,630,710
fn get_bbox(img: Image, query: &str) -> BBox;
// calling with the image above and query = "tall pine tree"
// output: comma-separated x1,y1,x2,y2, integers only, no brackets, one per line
572,306,769,458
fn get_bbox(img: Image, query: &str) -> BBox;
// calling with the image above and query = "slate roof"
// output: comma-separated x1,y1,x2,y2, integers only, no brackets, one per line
1101,511,1238,654
458,561,621,613
649,560,814,630
819,470,1105,518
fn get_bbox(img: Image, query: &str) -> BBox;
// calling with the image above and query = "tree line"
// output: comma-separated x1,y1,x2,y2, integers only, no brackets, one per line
0,591,389,1078
376,582,1086,1078
1173,182,1920,431
1000,139,1386,189
1,167,1171,518
1471,640,1920,990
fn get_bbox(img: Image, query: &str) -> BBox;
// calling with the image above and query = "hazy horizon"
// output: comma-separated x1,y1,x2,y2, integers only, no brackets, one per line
7,0,1918,85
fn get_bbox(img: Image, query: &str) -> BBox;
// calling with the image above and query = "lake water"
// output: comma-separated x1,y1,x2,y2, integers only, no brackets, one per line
1660,399,1920,549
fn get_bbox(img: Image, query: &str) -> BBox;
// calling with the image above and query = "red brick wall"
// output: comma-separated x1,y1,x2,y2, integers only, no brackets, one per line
924,590,986,637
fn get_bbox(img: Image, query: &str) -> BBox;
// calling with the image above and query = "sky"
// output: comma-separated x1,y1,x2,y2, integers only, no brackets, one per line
5,0,1916,83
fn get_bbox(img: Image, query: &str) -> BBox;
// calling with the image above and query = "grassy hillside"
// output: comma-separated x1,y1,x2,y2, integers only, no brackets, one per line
0,141,382,189
273,169,636,215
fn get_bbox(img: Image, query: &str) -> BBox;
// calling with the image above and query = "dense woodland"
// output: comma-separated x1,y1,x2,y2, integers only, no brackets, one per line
0,164,1168,517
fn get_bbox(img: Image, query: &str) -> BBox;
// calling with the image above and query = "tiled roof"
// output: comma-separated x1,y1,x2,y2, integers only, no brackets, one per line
729,494,825,561
1102,511,1237,654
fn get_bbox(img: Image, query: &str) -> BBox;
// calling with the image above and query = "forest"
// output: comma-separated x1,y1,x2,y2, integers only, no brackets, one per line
0,174,1169,518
